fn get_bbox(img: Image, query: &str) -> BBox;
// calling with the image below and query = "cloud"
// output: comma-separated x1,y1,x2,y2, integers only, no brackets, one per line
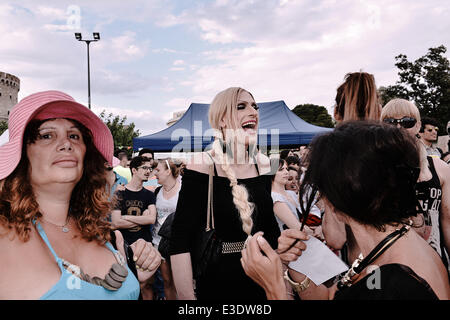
168,0,450,110
164,98,192,108
152,48,177,54
165,95,211,108
36,6,67,19
198,19,237,44
91,104,167,136
1,0,449,136
108,31,147,61
170,60,186,71
0,3,153,98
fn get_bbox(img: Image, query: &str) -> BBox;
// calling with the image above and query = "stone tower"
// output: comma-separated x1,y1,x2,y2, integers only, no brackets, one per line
0,72,20,122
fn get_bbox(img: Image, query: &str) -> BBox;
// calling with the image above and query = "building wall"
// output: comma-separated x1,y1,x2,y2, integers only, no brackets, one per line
0,72,20,122
167,110,186,127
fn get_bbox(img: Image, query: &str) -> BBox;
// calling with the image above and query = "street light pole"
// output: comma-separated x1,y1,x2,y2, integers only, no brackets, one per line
74,32,100,110
86,40,92,109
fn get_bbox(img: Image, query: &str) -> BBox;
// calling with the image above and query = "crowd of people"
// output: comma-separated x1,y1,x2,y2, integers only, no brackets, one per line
0,71,449,300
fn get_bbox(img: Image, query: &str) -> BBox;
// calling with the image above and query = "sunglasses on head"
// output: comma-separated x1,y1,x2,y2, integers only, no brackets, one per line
383,117,417,129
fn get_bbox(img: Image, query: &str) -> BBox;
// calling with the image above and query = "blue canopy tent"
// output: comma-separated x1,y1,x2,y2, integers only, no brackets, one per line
133,101,332,152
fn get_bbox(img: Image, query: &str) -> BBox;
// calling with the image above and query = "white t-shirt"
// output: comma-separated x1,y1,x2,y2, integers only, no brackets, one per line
152,185,180,247
271,190,321,232
271,190,300,231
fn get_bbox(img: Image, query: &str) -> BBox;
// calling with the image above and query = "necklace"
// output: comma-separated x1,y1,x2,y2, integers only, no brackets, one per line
163,180,177,193
41,215,70,233
61,250,128,291
337,221,412,290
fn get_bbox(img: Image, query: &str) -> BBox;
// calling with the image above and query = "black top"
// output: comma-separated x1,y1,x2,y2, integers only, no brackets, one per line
114,187,156,245
334,264,438,300
169,167,281,300
416,157,448,269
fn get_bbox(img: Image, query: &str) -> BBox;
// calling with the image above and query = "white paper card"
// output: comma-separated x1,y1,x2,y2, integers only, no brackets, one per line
288,236,349,285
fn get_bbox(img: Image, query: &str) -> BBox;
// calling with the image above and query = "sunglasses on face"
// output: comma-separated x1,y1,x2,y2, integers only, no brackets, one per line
383,117,417,129
425,127,439,133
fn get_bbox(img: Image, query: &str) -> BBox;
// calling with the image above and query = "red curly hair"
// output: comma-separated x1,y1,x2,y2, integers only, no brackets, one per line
0,119,112,244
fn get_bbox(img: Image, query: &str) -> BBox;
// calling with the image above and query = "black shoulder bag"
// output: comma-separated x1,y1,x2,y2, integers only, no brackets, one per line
157,211,175,260
191,160,222,281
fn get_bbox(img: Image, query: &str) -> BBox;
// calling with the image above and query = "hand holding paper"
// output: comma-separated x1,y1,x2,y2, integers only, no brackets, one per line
288,236,348,285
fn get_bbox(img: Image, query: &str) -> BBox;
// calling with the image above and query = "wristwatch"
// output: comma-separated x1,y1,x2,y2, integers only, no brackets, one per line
284,269,311,293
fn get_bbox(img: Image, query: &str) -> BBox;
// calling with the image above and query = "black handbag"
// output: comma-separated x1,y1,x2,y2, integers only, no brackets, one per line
157,211,175,259
192,158,222,281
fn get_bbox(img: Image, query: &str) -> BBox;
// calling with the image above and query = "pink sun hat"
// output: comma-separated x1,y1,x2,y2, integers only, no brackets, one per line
0,90,113,180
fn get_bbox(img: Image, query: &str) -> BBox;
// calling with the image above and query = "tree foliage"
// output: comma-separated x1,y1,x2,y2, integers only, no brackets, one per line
291,104,335,128
379,45,450,131
0,121,7,136
99,110,140,151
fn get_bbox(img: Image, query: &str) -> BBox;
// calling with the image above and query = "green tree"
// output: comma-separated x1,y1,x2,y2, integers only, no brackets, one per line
291,104,335,128
379,45,450,131
0,121,7,136
99,110,140,153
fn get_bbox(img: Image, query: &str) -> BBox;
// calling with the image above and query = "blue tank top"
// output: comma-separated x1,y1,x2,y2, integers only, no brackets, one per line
34,221,140,300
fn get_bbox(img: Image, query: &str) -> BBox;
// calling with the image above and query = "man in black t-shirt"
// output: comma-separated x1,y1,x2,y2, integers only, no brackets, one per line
112,156,156,245
111,156,157,300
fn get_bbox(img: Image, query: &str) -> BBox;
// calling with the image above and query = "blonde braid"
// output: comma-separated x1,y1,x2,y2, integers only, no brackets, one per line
211,139,254,236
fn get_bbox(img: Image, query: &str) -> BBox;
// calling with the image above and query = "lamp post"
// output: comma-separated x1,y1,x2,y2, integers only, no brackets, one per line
74,32,100,109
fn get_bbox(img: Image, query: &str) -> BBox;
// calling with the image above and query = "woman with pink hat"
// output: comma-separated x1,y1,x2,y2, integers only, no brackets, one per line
0,91,161,299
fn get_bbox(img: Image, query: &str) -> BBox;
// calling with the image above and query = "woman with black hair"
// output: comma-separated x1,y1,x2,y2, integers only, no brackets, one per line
241,121,450,300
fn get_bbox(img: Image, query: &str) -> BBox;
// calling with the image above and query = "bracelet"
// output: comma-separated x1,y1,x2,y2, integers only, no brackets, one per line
283,269,311,293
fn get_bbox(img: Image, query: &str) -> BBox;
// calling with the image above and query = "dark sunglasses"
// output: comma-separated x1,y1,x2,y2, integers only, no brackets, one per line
383,117,417,129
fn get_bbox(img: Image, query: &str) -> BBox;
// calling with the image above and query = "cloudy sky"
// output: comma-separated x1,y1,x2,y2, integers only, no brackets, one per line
1,0,449,135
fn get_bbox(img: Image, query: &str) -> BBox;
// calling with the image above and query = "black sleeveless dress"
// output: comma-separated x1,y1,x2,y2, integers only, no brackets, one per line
169,165,280,301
